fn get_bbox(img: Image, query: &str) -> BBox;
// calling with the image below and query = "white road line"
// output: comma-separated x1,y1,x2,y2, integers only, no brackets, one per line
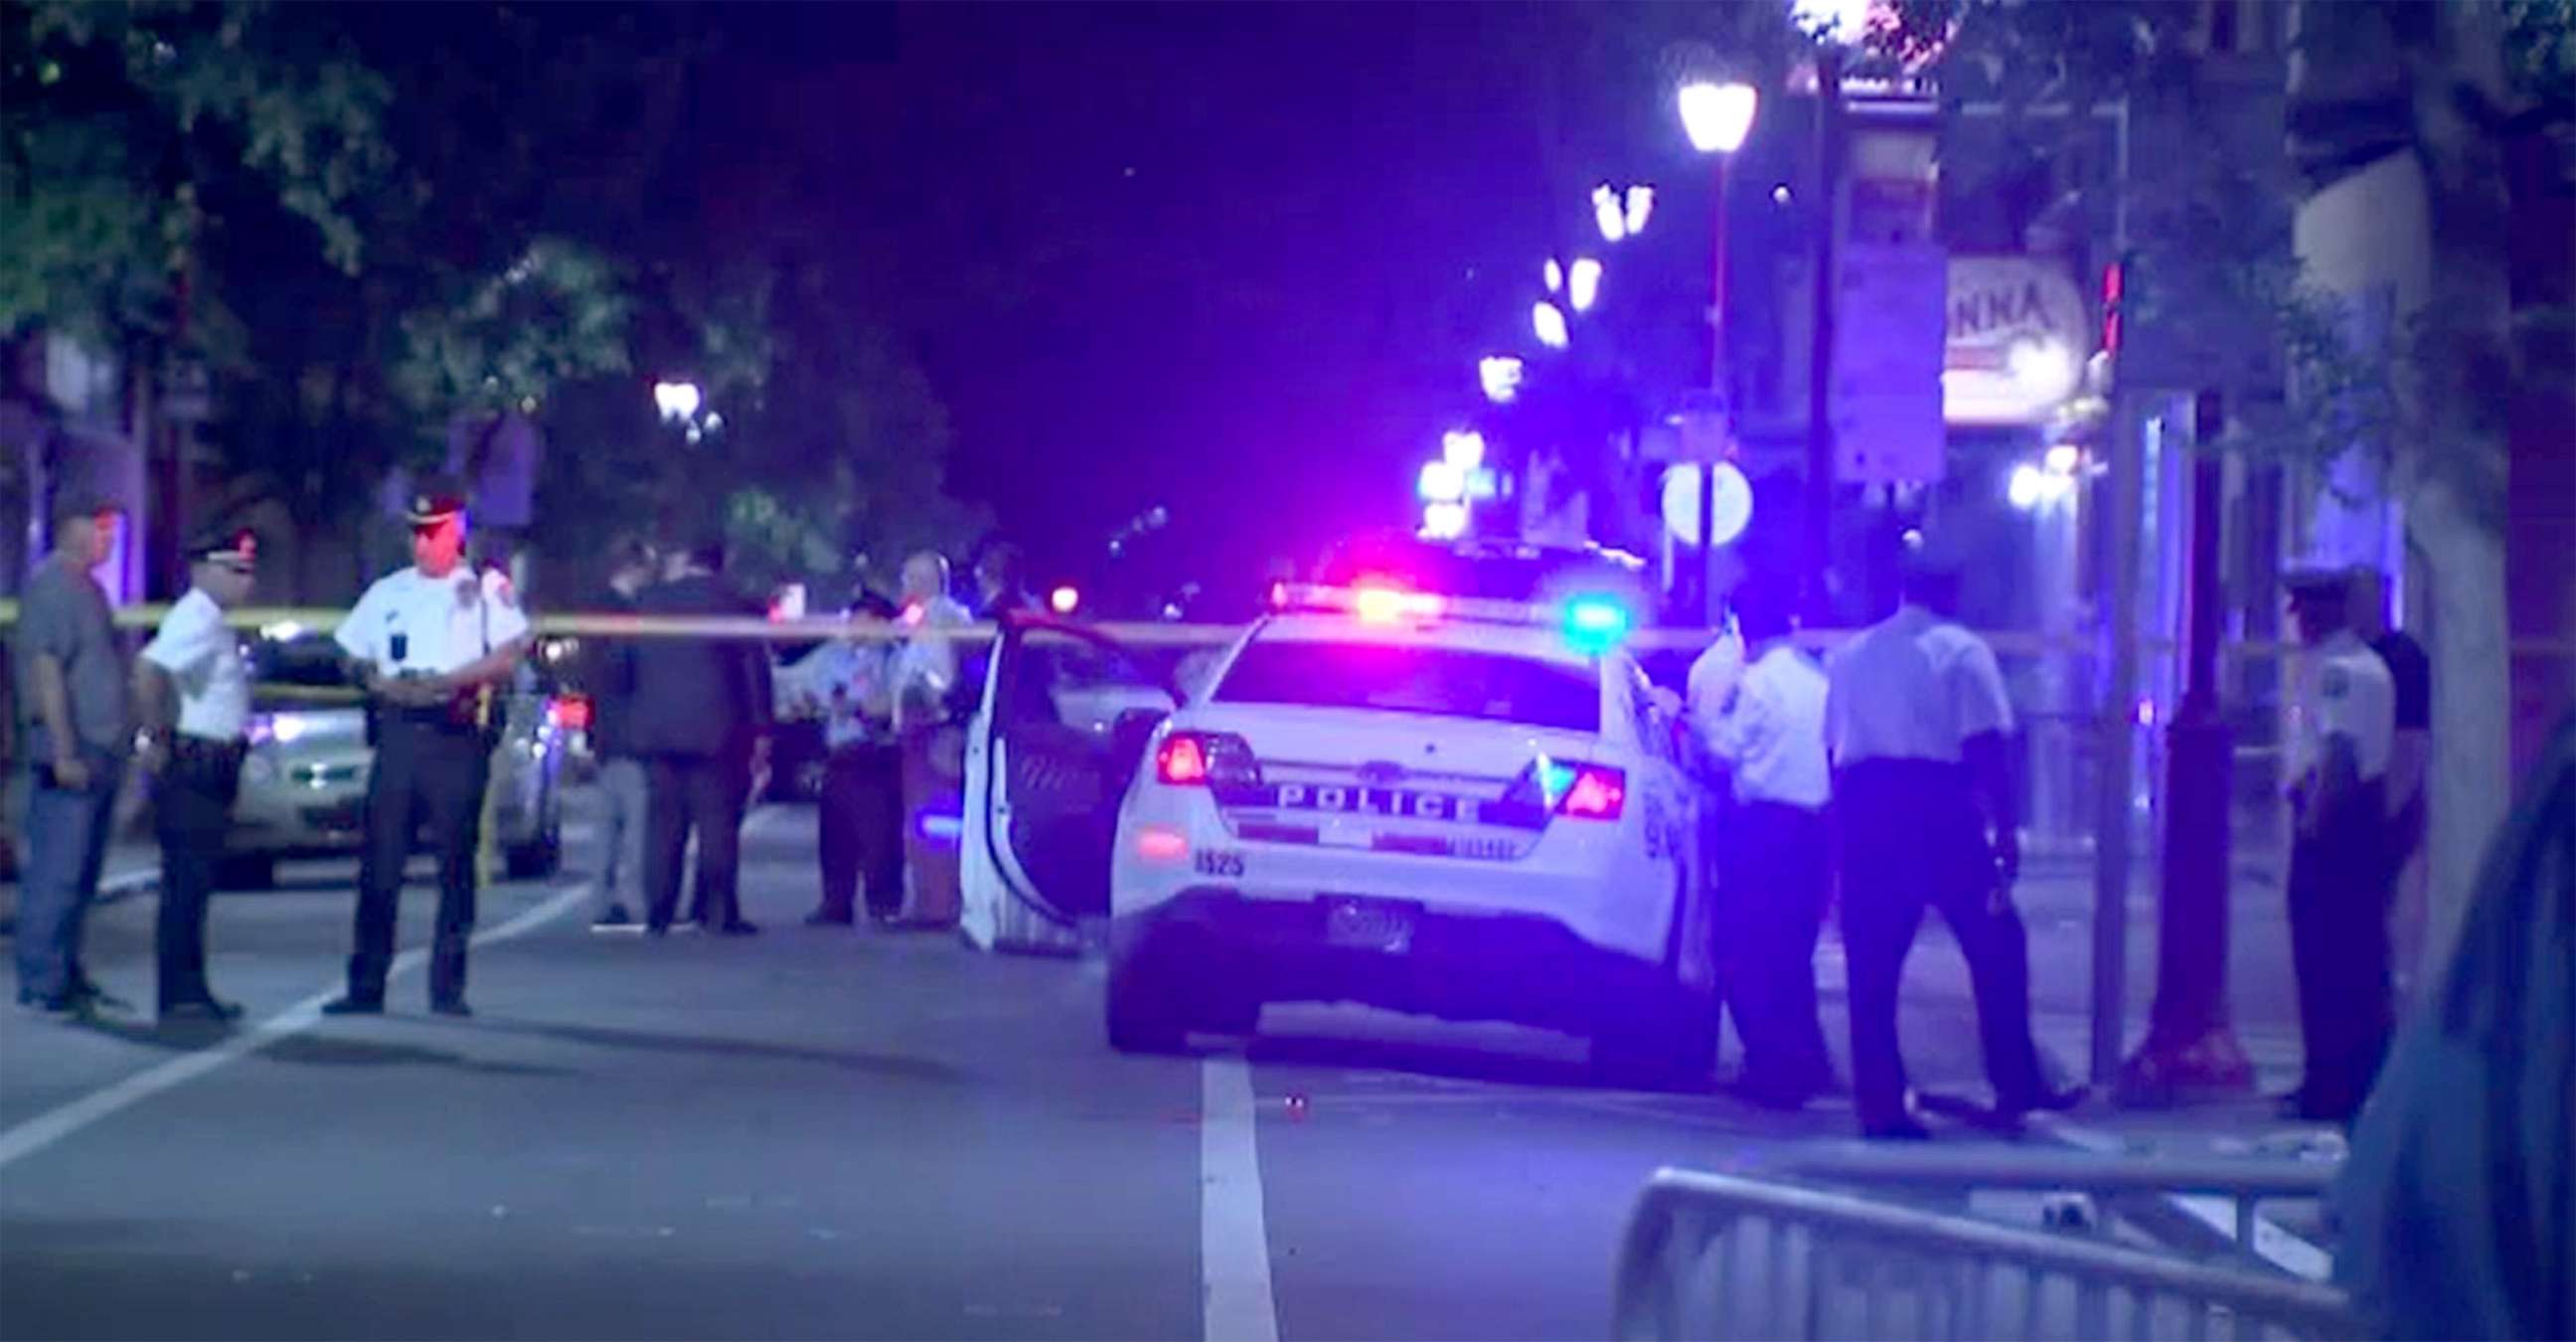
1202,1056,1281,1342
0,879,594,1173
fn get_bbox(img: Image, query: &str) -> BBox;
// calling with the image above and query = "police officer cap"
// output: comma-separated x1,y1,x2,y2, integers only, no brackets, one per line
185,525,258,568
405,477,469,528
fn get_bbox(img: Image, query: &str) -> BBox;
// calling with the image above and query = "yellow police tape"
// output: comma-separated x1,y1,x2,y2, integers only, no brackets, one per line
4,599,2571,660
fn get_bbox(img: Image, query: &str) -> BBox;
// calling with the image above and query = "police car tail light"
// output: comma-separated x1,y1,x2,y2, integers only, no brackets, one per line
1155,731,1259,787
1157,735,1211,785
1559,765,1625,820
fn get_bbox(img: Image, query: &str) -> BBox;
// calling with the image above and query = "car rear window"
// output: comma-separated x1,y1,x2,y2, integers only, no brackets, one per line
1212,640,1598,733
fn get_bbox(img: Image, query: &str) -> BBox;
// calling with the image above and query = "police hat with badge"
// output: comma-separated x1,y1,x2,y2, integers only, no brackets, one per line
405,484,469,531
184,524,259,573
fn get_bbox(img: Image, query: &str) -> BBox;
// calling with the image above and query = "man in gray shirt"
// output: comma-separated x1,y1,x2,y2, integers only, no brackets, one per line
13,492,135,1016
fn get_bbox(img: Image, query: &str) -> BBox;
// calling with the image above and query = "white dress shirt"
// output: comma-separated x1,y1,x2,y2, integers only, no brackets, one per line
777,638,895,750
1825,604,2014,767
1701,643,1832,809
2288,629,2394,784
333,565,531,678
1684,616,1747,736
891,593,974,730
141,588,251,742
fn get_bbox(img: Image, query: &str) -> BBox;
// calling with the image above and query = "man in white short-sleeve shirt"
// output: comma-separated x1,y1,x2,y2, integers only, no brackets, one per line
1823,541,2077,1138
321,485,528,1018
2277,567,2400,1123
132,527,259,1021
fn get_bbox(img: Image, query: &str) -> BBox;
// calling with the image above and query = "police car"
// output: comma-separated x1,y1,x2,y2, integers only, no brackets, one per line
955,581,1719,1086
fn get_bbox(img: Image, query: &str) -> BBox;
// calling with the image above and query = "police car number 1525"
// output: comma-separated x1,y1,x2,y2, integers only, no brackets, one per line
1194,849,1246,878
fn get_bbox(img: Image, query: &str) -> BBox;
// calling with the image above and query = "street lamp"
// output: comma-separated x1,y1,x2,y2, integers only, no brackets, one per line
1678,79,1758,626
1478,356,1525,405
1531,301,1570,351
653,380,703,423
1567,257,1603,314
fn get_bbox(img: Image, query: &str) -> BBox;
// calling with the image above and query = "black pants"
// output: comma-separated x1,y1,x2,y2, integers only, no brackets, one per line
1836,759,2046,1126
153,739,243,1010
645,752,751,930
819,744,904,920
351,716,492,1006
2287,780,2395,1116
1719,799,1837,1094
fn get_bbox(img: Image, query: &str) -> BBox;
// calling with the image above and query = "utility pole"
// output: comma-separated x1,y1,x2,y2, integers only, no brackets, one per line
2119,389,2253,1100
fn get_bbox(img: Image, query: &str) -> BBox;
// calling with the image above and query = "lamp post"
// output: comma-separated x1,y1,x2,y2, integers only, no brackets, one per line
1679,79,1757,626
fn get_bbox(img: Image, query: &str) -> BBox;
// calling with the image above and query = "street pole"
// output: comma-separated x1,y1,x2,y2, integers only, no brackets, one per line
1700,150,1729,628
1803,48,1844,626
2119,389,2253,1101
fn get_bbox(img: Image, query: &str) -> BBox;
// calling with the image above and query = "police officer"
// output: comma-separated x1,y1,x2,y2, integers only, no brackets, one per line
323,485,529,1017
777,591,903,926
131,527,260,1022
1695,583,1835,1109
1824,541,2081,1139
2279,567,2399,1122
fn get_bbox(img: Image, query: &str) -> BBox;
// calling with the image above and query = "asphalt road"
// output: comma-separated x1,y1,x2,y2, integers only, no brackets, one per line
0,790,2317,1341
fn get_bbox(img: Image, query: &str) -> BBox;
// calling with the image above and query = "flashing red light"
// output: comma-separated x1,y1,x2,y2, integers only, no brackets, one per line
1136,825,1190,862
1353,586,1445,623
1269,581,1289,609
550,695,594,733
1156,734,1211,786
1560,765,1626,820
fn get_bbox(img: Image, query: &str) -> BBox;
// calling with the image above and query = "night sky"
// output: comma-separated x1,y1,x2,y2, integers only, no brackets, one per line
723,2,1723,595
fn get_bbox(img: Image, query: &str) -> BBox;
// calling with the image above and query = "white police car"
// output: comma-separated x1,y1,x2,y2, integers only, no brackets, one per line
956,583,1719,1086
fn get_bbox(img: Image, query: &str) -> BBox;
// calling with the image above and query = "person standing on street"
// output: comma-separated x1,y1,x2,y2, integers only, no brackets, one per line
1824,542,2081,1139
2350,565,2432,994
1694,583,1836,1110
585,536,657,930
889,551,974,927
777,591,903,926
12,493,136,1017
131,527,259,1022
2279,568,2400,1123
624,534,771,936
324,485,530,1018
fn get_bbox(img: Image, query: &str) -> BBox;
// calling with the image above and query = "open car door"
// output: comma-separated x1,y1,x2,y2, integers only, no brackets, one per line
961,616,1178,955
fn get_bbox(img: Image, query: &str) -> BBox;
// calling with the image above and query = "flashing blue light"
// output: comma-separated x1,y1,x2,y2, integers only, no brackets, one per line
915,810,963,845
1563,596,1631,654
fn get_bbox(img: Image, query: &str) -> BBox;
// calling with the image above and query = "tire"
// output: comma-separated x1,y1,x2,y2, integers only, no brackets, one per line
216,854,277,891
1589,982,1719,1091
1105,943,1189,1055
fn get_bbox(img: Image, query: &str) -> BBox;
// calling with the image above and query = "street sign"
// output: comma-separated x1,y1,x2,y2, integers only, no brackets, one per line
1832,241,1947,483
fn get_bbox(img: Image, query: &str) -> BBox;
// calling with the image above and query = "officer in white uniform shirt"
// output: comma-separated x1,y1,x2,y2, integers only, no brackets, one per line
2278,567,2399,1123
132,527,259,1022
1694,583,1835,1109
1824,539,2079,1139
322,485,529,1017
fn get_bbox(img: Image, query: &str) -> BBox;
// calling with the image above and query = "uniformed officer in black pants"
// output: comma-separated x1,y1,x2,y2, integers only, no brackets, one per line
1825,541,2082,1139
323,486,529,1017
132,527,261,1022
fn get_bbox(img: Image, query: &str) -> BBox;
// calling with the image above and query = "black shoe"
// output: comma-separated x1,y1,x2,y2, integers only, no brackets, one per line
320,995,385,1016
716,920,759,936
71,981,134,1014
428,999,473,1018
21,993,82,1018
160,998,244,1024
592,905,636,931
805,909,857,927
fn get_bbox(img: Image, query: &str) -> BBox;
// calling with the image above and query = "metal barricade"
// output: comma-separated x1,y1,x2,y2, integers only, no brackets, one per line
1750,1146,2339,1267
1612,1168,2362,1342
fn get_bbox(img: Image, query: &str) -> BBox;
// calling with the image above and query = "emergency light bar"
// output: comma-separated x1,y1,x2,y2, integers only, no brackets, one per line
1270,583,1634,652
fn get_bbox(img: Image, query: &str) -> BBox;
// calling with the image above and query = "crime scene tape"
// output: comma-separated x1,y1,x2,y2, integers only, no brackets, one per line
4,600,2570,660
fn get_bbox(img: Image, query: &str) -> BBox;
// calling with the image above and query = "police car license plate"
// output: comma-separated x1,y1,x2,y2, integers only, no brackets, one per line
1323,896,1417,953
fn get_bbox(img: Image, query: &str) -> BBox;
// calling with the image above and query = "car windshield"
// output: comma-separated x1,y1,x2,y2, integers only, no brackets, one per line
1212,639,1598,733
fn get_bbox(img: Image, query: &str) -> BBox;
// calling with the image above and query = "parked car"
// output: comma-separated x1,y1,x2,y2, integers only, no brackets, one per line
220,634,569,888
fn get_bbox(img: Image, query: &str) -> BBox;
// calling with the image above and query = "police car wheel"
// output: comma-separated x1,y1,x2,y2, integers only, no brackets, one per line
1588,983,1718,1091
1105,948,1189,1055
